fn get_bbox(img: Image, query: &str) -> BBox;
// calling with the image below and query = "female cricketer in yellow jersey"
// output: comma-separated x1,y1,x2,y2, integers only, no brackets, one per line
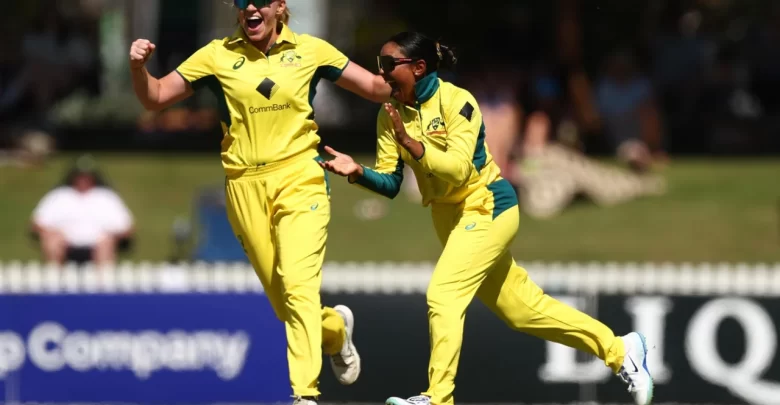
319,32,655,405
129,1,393,403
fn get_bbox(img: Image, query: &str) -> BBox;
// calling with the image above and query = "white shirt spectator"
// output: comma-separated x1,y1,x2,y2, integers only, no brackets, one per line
33,186,133,248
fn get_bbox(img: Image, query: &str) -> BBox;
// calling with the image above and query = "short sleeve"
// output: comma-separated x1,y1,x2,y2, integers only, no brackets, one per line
100,190,134,234
32,188,66,227
175,40,217,84
312,36,350,82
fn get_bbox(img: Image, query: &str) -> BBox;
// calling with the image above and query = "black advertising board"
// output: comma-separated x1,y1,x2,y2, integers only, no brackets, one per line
319,293,780,405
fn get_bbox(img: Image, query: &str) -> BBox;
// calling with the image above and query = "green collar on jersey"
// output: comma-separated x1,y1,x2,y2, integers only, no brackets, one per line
414,71,440,105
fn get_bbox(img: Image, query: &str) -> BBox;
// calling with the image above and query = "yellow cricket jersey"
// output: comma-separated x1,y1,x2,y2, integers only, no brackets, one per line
175,24,349,174
354,72,518,216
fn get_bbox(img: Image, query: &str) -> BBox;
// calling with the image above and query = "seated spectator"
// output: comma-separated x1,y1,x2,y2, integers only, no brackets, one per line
512,111,666,219
30,156,134,266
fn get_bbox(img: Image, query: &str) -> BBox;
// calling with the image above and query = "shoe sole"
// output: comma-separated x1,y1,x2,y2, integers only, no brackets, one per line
636,332,654,405
333,305,361,385
385,397,407,405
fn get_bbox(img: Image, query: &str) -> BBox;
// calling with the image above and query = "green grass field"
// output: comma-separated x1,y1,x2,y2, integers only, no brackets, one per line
0,154,777,263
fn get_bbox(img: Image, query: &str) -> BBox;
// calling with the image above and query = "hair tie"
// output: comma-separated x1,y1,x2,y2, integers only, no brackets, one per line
435,42,443,61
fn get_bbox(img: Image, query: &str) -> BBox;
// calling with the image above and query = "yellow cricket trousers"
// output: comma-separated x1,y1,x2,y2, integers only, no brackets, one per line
224,149,346,397
422,179,625,405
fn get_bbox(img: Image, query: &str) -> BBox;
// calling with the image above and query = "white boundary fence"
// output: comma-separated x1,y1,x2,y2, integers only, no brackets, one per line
0,261,778,296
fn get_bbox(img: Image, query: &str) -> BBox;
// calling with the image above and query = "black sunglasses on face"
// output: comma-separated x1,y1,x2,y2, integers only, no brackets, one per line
377,55,418,73
233,0,273,10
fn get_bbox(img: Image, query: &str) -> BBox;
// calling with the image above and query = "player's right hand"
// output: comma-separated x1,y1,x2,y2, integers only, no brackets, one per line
320,146,362,178
129,39,156,69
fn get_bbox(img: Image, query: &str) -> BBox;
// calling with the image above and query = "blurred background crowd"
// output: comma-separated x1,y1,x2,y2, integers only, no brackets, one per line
0,0,777,266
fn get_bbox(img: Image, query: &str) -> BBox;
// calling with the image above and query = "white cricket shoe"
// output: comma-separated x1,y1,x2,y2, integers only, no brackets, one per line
618,332,654,405
386,395,431,405
330,305,361,385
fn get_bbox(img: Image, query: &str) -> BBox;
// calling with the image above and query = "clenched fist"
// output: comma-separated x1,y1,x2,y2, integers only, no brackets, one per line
129,39,156,69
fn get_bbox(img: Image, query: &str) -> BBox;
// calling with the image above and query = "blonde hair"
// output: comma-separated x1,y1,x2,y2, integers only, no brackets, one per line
280,7,291,25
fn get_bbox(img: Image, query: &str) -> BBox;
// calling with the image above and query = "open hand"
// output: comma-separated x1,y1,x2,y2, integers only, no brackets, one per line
383,103,410,145
384,102,425,159
319,146,361,178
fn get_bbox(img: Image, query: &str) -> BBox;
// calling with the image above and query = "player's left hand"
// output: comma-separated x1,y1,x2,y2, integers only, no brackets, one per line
384,103,411,145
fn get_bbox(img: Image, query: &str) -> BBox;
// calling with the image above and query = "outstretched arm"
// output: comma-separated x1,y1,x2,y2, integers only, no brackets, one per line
310,36,391,103
335,62,392,103
319,110,405,199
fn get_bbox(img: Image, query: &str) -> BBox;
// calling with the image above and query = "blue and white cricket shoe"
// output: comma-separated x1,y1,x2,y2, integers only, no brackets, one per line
386,395,430,405
330,305,361,385
618,332,654,405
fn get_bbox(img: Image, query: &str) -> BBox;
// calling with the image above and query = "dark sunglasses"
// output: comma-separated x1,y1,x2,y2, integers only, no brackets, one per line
377,55,418,73
233,0,273,9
